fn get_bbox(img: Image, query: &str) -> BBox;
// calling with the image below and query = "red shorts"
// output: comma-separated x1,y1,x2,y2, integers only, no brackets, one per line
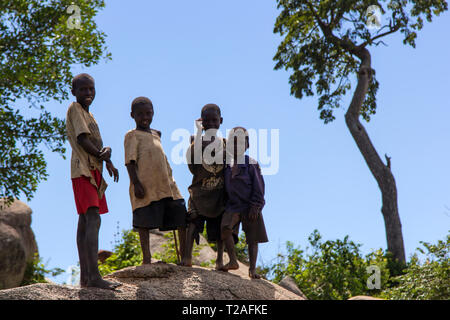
72,169,108,215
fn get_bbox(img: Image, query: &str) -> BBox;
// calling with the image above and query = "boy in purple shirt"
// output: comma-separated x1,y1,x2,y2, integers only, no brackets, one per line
220,127,268,279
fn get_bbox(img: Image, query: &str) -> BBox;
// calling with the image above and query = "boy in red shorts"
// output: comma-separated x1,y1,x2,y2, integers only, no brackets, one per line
66,73,120,290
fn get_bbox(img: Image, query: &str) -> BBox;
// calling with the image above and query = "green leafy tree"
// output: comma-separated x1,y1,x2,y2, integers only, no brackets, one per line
0,0,110,203
273,0,447,265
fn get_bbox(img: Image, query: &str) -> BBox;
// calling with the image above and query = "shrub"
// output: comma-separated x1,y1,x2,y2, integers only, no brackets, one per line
99,229,143,276
380,234,450,300
267,230,390,300
21,253,64,286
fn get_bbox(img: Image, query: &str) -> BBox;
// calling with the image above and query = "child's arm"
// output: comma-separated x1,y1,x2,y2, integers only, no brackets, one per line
186,119,203,173
77,134,119,182
248,162,265,221
77,133,103,158
126,161,145,198
186,136,196,174
106,160,119,182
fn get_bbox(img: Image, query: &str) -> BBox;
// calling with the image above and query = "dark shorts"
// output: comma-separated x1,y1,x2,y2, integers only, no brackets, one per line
133,198,187,231
71,169,108,215
221,210,268,244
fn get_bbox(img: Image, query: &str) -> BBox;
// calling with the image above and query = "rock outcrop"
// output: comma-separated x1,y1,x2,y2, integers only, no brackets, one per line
0,199,38,289
0,263,304,300
278,276,308,299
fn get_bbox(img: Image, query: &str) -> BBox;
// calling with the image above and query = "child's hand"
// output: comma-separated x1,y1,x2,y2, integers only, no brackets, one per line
134,181,145,198
248,206,260,221
106,160,119,182
99,147,112,161
195,118,203,131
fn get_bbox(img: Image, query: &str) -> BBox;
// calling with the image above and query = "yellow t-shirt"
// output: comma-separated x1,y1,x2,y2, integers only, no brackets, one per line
66,102,107,198
124,129,182,211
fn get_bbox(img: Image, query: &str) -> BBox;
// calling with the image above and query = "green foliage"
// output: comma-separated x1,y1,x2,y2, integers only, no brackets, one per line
264,230,449,300
21,253,64,286
152,232,180,264
267,230,391,300
273,0,448,123
380,233,450,300
153,230,206,265
99,229,142,276
0,0,110,202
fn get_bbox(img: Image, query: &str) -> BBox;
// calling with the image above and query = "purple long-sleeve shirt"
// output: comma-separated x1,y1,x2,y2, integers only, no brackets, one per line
224,155,265,214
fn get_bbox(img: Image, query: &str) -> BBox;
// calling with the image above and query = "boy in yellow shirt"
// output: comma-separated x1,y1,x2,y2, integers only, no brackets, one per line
124,97,187,264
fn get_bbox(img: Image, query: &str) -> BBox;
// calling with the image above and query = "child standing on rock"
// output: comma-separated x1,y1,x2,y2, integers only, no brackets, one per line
220,127,268,278
66,73,120,290
180,104,232,269
124,97,187,265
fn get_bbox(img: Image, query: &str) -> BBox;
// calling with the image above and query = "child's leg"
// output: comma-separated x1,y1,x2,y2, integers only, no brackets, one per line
215,239,225,270
177,227,186,262
137,228,151,264
219,213,240,271
85,206,119,289
216,212,240,272
220,236,239,271
76,214,88,287
248,241,261,279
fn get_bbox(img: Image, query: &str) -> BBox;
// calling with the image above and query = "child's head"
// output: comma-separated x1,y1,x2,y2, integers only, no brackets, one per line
201,104,223,131
71,73,95,108
131,96,154,129
228,126,249,159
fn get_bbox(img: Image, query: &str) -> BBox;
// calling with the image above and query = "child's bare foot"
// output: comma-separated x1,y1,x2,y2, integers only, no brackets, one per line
87,278,122,290
219,261,239,272
80,278,88,288
249,269,261,279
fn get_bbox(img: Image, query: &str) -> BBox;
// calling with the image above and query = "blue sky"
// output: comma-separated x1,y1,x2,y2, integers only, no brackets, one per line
22,1,449,283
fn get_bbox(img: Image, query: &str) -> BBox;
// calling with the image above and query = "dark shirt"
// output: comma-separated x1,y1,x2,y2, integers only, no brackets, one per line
224,155,265,214
186,136,227,218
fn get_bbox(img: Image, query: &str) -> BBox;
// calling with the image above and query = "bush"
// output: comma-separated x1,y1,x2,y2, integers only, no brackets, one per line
21,253,64,286
380,234,450,300
99,229,143,276
266,230,391,300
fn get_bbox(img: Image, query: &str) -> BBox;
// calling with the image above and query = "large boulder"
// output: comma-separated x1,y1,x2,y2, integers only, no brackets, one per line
0,263,304,300
0,199,38,289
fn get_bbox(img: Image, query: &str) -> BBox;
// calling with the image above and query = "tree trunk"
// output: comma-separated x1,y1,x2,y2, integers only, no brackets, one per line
344,48,406,264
